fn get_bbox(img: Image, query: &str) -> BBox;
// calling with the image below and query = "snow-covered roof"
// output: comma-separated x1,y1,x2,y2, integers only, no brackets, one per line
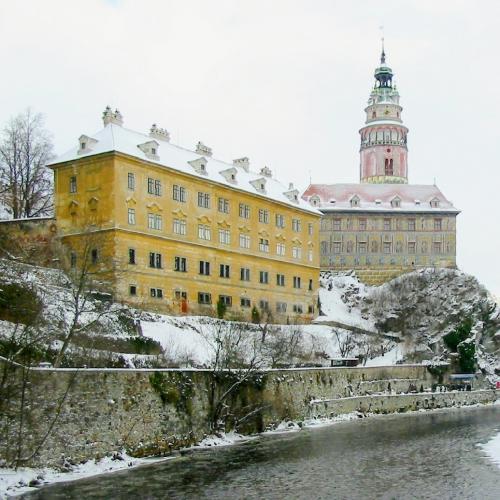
302,183,460,213
49,122,319,215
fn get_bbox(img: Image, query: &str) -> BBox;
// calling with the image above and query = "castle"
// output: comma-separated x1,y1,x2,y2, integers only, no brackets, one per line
48,108,320,320
302,47,459,284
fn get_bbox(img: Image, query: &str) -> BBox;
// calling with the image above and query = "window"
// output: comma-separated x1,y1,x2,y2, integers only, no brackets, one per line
358,242,367,254
220,264,230,278
240,297,251,308
149,252,162,269
219,228,230,245
408,219,416,231
391,198,400,208
408,242,416,254
430,199,440,208
174,290,187,300
239,203,250,219
293,276,301,289
150,288,163,299
333,218,341,231
333,242,341,253
173,184,186,202
258,209,269,223
308,223,313,236
292,218,301,232
259,238,269,253
276,274,285,287
128,248,136,265
218,295,232,307
129,285,137,296
199,261,210,275
434,218,442,231
259,300,270,311
198,192,210,208
292,246,302,259
198,224,211,240
91,248,98,264
69,176,77,193
239,233,250,249
173,219,186,235
198,292,212,304
276,243,285,256
293,304,303,314
259,271,269,284
148,213,162,230
383,218,391,231
276,302,287,313
383,242,392,254
70,252,77,268
240,267,250,281
174,256,187,272
385,158,394,176
359,218,367,231
218,197,230,214
127,172,135,190
308,249,313,262
147,178,162,196
128,208,136,225
433,242,442,254
308,279,313,291
275,214,285,228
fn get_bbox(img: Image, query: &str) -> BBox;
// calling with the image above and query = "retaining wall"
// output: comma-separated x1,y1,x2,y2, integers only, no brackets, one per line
0,359,495,468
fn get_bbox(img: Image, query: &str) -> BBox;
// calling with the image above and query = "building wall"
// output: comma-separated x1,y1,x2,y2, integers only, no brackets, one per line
53,153,320,320
319,211,457,282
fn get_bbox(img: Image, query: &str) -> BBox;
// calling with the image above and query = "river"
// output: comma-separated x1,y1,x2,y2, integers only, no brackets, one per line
23,405,500,500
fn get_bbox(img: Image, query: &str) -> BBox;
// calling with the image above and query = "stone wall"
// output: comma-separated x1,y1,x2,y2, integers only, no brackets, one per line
0,359,495,468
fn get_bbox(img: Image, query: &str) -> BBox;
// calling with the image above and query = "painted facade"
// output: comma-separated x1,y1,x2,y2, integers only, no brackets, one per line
50,109,320,320
303,47,459,284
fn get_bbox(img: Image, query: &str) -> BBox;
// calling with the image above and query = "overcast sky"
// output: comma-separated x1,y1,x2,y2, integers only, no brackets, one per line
1,0,498,295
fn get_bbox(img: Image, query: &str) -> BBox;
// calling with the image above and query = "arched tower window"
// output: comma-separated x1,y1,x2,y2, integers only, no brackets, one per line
385,158,394,176
372,111,376,119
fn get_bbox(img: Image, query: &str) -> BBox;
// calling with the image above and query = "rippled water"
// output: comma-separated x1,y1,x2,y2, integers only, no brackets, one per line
24,405,500,500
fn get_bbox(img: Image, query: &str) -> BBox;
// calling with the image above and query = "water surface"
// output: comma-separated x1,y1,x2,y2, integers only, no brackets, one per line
24,405,500,499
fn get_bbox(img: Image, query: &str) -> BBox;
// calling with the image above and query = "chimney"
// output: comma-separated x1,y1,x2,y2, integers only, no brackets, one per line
195,141,212,157
102,106,124,126
260,166,272,178
233,157,250,172
149,124,170,142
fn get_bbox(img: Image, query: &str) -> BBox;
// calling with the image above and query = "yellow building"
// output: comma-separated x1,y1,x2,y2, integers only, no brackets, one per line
49,108,320,321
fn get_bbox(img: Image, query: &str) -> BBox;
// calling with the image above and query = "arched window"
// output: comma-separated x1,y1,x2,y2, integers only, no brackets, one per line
385,158,394,176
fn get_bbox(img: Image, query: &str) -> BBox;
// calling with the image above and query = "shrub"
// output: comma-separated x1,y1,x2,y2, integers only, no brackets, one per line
216,299,227,320
0,282,42,325
443,317,473,352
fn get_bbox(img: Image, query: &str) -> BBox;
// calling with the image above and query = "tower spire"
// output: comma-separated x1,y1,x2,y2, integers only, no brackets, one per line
381,36,386,64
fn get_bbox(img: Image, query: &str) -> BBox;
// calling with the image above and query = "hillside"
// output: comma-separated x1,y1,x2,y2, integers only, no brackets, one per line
0,258,498,378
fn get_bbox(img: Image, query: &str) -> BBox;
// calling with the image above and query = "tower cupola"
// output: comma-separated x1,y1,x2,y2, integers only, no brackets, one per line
359,43,409,184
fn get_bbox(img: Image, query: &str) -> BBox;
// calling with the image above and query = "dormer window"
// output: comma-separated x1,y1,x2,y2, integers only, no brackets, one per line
77,135,98,154
309,195,320,207
391,196,401,208
350,195,360,208
329,199,336,204
415,199,421,206
188,157,208,175
250,177,267,193
430,197,440,208
219,167,237,184
375,199,382,205
137,140,160,160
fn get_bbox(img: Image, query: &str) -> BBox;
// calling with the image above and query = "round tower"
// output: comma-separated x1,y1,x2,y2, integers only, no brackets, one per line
359,45,408,184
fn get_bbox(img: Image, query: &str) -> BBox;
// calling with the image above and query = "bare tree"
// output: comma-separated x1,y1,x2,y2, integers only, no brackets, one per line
53,230,122,367
200,321,266,433
333,329,356,358
262,325,304,368
0,109,54,219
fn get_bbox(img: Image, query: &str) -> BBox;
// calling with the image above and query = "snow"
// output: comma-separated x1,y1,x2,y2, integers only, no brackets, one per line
478,431,500,468
364,344,404,366
0,452,173,498
48,122,319,215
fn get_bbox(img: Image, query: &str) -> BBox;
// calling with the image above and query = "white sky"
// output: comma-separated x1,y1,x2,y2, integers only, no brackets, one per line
1,0,499,295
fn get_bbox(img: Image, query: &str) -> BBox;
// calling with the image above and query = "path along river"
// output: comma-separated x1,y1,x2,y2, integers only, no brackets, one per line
23,404,500,500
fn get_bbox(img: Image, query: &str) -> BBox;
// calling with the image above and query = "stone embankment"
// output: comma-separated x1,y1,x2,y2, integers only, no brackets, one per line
0,357,496,468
